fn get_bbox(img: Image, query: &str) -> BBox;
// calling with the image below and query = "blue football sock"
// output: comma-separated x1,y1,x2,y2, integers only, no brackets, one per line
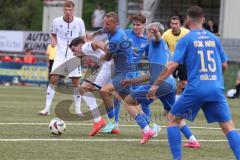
113,99,121,123
167,126,182,160
141,103,151,120
142,113,150,124
135,113,148,129
226,130,240,160
180,125,192,139
106,105,115,120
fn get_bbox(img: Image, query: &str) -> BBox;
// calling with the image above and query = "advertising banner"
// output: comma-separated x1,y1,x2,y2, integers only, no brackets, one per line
0,62,48,84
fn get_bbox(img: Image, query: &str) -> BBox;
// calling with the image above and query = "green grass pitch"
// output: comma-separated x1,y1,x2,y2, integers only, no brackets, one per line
0,86,239,160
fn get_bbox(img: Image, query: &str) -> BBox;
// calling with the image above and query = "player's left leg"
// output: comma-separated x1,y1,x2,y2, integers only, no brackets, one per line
68,57,82,115
220,121,240,160
124,94,155,144
70,77,82,115
202,101,240,159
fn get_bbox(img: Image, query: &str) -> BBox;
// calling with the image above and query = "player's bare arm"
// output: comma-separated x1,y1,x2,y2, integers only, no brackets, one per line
121,74,150,87
222,62,228,73
146,61,178,99
150,26,161,42
90,41,112,61
50,34,57,47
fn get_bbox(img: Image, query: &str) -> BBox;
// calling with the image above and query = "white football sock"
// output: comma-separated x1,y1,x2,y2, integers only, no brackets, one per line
143,125,151,133
44,84,56,112
82,92,101,122
73,87,82,114
189,135,197,141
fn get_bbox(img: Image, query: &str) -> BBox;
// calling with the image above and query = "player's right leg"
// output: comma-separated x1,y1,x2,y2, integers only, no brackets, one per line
38,74,59,115
167,95,202,160
39,59,67,115
79,81,106,136
99,83,118,133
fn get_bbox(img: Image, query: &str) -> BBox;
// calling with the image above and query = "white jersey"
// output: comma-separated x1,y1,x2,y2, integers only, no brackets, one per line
51,16,86,60
82,42,111,71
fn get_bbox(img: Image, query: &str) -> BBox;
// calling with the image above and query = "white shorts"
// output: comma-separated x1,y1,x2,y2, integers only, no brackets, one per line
51,57,81,78
85,63,112,87
93,67,112,87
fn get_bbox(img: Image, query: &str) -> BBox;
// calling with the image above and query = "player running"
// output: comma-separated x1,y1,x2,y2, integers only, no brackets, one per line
39,1,87,116
121,22,199,145
101,13,159,135
69,37,114,136
147,6,240,159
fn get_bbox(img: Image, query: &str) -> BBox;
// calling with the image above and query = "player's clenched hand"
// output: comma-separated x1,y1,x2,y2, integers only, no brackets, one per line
120,79,132,87
146,85,159,100
150,26,159,34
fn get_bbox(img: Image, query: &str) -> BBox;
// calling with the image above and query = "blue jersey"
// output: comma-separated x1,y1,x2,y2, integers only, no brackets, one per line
125,29,147,63
172,29,228,101
146,38,175,86
107,27,135,73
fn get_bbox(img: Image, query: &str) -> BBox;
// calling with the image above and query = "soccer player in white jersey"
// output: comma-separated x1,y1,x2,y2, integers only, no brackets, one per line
39,1,86,116
69,37,114,136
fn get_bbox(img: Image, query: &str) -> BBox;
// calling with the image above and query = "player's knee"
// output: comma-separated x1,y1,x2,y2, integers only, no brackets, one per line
124,95,137,106
167,113,181,126
219,120,235,135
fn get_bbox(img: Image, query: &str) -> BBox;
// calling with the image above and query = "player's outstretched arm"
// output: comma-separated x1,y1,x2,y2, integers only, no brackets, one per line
150,26,161,42
92,41,112,61
153,61,178,86
121,73,150,87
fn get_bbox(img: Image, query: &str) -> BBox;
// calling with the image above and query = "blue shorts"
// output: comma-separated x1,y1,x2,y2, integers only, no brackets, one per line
112,72,134,95
130,84,176,111
170,94,232,123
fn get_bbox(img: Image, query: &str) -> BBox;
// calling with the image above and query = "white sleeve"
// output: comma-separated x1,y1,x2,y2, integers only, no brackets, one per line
79,18,86,37
51,19,58,34
82,42,105,59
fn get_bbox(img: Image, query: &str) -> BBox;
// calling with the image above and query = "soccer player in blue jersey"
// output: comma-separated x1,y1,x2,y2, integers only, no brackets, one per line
93,11,137,135
102,13,157,134
147,6,240,159
121,22,199,145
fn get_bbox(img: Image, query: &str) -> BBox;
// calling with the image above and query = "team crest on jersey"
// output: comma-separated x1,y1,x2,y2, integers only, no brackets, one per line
140,43,146,48
60,24,63,28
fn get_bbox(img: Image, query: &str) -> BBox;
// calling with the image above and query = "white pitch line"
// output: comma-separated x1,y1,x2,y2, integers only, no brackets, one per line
0,139,228,142
0,122,239,130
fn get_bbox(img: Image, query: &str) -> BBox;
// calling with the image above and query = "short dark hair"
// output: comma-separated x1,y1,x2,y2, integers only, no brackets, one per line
171,15,181,22
187,6,204,19
69,37,85,49
64,0,75,8
104,11,119,23
132,13,146,24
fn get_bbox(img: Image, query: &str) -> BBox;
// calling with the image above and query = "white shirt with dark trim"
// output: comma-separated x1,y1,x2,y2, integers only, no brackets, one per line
51,16,86,60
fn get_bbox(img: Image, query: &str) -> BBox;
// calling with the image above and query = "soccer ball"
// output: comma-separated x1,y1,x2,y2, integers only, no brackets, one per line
226,89,236,98
48,118,66,135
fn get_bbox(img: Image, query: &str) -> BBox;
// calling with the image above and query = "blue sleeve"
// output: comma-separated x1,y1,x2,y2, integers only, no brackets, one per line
216,38,228,63
172,37,188,64
162,40,172,62
144,43,149,57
